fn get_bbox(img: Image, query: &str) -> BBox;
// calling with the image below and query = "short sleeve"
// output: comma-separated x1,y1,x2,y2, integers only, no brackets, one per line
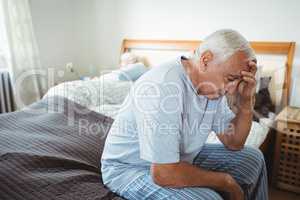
212,96,236,134
133,82,182,164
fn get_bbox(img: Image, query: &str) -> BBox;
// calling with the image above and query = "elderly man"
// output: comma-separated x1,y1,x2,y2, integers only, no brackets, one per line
101,29,268,200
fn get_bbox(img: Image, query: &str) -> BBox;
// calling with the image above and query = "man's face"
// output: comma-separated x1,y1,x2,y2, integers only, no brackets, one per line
200,51,253,99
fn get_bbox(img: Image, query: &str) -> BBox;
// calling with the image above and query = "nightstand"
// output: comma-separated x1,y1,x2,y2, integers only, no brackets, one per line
273,106,300,193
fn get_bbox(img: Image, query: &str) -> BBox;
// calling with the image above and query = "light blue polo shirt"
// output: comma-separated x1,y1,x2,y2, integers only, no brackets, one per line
101,56,235,193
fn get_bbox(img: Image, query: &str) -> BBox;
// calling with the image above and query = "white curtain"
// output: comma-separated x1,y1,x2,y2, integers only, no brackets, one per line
0,0,46,108
0,1,9,69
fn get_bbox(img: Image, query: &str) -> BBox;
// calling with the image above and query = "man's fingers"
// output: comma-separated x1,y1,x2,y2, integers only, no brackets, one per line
241,71,256,82
248,61,257,74
242,76,256,85
241,71,255,78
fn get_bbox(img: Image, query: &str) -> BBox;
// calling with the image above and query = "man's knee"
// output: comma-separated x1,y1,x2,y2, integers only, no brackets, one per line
241,146,265,167
234,146,266,184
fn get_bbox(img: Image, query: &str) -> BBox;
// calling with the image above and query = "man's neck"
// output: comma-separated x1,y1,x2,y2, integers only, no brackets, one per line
181,58,203,94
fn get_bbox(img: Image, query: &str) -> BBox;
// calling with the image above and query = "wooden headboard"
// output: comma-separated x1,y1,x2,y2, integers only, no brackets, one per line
121,39,296,108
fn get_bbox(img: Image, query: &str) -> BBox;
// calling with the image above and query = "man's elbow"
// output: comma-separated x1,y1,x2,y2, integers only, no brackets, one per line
151,166,170,187
151,170,168,187
226,143,244,151
151,164,177,187
219,135,245,151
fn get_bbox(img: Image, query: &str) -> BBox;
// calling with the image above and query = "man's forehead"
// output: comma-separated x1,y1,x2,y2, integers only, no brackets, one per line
225,59,249,75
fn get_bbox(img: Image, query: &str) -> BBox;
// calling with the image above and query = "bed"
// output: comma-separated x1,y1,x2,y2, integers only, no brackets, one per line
0,39,295,200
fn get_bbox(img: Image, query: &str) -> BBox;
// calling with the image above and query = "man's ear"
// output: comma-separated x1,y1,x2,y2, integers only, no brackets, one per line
200,50,214,70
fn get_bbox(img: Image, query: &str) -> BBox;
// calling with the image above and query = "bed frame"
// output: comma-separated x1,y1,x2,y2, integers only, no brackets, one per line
121,39,295,154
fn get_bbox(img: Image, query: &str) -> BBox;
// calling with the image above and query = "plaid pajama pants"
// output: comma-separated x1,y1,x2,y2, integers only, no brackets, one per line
118,144,268,200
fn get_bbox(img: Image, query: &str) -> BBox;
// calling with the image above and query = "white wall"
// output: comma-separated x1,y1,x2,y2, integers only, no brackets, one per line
112,0,300,105
30,0,120,83
29,0,97,83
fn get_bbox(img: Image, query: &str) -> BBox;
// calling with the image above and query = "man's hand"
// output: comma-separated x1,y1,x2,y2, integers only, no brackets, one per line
238,60,257,109
225,174,244,200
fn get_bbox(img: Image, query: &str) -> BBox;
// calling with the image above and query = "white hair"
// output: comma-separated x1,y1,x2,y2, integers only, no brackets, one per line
193,29,256,63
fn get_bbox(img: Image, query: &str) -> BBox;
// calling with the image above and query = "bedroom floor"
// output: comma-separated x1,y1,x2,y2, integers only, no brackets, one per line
269,186,300,200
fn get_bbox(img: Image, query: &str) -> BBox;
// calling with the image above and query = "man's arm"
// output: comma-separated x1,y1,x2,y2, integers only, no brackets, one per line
217,102,253,150
217,61,257,150
151,162,244,199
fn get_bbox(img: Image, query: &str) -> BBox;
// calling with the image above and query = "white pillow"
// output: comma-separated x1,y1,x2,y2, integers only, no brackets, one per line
120,52,138,66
